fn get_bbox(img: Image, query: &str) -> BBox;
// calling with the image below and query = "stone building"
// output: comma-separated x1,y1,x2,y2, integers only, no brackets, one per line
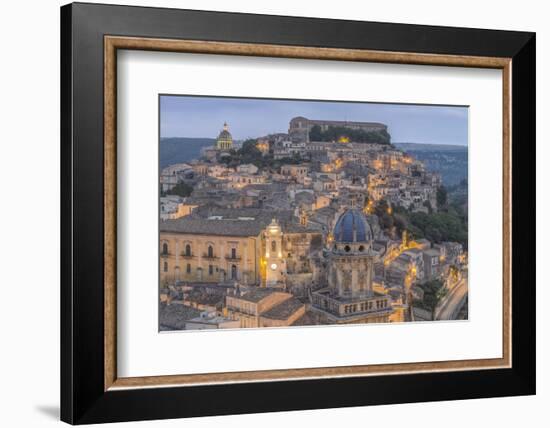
160,216,264,286
281,164,310,181
288,116,388,143
160,163,193,192
312,208,394,323
225,288,305,328
160,208,323,290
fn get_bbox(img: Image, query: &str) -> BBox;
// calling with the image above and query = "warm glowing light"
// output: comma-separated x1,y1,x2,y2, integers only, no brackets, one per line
338,136,350,143
363,199,374,214
256,142,269,152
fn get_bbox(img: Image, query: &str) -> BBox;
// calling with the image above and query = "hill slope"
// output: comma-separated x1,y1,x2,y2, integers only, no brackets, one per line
160,137,215,169
394,142,468,186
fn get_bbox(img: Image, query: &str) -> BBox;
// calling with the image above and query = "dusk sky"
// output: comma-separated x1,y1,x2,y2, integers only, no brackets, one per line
160,95,468,146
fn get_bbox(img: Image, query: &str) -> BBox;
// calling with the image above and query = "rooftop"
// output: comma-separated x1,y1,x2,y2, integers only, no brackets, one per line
162,207,321,236
235,288,286,303
261,297,304,320
161,217,266,237
159,303,201,331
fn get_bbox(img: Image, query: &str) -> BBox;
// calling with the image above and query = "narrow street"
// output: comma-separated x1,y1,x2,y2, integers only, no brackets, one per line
435,273,468,320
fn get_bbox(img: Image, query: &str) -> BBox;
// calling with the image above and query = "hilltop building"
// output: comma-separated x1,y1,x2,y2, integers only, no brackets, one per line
159,115,467,328
288,116,388,143
216,122,234,150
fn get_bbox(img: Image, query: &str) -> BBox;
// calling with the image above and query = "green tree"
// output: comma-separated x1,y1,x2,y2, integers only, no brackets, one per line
418,279,445,316
167,181,193,197
308,125,391,145
309,124,323,141
423,200,433,214
436,185,448,210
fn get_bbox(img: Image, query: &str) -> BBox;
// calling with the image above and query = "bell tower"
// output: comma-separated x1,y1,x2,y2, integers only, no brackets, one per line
264,219,286,287
299,208,308,226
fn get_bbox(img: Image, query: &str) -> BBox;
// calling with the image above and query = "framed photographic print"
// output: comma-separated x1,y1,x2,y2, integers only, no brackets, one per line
60,2,536,424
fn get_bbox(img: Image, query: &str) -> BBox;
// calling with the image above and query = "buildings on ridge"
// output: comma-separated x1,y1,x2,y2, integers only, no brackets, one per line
289,116,388,143
158,118,466,330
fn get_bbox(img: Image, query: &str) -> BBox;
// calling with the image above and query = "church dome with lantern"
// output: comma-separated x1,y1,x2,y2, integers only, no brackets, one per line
216,122,233,150
326,208,377,300
333,209,373,244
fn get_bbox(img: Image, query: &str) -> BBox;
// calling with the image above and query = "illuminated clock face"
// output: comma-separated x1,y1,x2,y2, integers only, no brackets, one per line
270,263,278,271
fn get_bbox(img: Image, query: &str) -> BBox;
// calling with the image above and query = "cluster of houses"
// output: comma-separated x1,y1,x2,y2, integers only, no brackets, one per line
158,117,466,330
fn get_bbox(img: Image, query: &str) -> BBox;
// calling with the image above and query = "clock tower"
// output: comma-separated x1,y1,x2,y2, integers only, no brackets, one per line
264,219,286,288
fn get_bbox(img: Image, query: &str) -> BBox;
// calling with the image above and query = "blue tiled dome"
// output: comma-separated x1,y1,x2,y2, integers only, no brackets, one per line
333,209,372,243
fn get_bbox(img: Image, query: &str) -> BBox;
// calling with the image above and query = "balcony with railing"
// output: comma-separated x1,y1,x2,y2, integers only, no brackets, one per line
202,253,219,260
180,252,195,259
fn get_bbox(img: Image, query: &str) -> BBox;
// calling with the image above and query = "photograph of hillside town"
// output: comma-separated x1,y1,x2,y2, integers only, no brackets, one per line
159,96,468,331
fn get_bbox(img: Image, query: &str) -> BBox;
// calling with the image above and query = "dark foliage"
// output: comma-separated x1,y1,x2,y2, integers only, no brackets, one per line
220,139,303,170
167,181,193,197
309,124,391,144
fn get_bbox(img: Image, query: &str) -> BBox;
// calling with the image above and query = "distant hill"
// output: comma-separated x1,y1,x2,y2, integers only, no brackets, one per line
394,142,467,152
394,142,468,186
160,137,215,169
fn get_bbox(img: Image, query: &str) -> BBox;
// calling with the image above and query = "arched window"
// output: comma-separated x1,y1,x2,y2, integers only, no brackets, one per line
162,242,168,255
271,240,277,253
231,248,236,259
231,264,237,280
185,244,191,257
163,262,168,272
186,263,191,274
208,245,213,258
209,265,213,275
